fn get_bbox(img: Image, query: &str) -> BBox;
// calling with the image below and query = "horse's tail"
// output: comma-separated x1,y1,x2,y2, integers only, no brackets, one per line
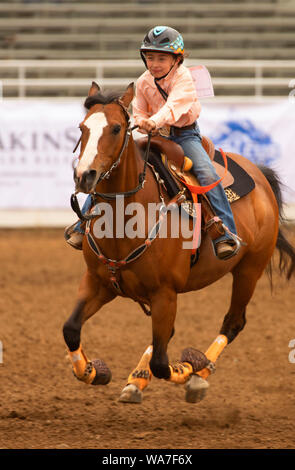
258,165,295,281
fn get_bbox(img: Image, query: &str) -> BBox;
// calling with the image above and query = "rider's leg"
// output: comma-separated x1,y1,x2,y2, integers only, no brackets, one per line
65,195,92,249
169,124,238,258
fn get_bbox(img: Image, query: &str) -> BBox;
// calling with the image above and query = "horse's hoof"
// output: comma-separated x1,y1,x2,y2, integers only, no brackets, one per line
91,359,112,385
118,384,143,404
185,374,209,403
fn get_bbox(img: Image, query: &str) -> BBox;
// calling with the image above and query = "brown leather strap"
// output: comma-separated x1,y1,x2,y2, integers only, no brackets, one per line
201,196,226,240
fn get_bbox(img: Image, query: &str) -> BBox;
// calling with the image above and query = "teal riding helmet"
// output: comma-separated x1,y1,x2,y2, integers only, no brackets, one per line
140,26,185,66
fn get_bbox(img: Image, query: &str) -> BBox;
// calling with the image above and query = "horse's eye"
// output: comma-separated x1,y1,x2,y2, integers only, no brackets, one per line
112,124,121,135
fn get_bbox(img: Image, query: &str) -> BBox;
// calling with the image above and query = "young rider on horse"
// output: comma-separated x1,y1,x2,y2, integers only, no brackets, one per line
66,26,239,260
133,26,239,260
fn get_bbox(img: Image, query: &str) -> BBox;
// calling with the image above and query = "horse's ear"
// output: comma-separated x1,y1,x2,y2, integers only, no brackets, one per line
88,81,100,97
120,82,134,109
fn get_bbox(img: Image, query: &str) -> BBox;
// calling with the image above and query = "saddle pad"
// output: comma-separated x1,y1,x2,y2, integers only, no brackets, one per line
213,150,255,203
145,148,255,204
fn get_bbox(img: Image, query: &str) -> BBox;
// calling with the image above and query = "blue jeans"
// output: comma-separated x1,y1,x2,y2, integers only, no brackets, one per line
169,122,237,245
75,195,92,234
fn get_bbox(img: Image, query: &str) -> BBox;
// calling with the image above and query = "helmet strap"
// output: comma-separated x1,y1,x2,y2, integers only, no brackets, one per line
153,58,179,101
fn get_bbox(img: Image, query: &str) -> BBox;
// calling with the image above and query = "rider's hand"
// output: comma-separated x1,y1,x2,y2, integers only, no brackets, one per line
137,118,157,134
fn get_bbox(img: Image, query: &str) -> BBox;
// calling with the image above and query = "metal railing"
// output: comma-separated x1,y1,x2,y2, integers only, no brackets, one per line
1,59,295,98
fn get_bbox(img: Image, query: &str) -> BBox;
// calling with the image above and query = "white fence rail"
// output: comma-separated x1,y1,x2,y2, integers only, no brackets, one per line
1,59,295,98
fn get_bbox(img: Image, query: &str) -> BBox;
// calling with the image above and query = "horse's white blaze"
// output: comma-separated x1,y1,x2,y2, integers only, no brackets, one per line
77,112,108,176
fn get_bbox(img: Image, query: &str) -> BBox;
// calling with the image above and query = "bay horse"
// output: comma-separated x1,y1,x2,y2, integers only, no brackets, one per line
63,81,295,404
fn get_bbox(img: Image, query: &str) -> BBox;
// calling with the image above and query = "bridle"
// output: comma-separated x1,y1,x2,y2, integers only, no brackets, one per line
70,100,152,221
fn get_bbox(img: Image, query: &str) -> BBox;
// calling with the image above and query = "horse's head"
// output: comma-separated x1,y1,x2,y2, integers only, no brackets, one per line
74,81,134,193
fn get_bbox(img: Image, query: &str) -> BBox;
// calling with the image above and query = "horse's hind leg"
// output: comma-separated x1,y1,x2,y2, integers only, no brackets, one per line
186,255,269,403
119,325,179,403
63,270,116,385
119,344,154,403
220,257,268,343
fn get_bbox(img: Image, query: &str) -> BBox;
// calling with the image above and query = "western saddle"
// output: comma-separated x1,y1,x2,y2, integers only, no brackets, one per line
136,135,231,243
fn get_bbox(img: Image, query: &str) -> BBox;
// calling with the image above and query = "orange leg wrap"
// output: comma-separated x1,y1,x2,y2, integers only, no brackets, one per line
126,335,228,390
68,345,97,385
196,334,228,379
168,362,194,384
127,345,153,391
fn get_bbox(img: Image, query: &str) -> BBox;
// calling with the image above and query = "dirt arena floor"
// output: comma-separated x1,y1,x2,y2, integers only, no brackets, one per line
0,227,295,450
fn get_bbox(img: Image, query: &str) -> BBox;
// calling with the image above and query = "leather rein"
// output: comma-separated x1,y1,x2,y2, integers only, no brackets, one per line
70,101,152,222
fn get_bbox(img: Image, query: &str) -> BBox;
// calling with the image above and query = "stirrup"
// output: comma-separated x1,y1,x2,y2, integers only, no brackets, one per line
213,225,246,261
64,222,77,241
216,241,237,260
64,222,84,250
66,232,83,250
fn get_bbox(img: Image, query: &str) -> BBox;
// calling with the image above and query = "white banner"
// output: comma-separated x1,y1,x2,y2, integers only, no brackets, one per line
199,99,295,203
0,100,83,208
0,99,294,209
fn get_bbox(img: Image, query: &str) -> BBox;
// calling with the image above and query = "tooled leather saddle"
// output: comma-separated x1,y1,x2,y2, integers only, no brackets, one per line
136,135,255,203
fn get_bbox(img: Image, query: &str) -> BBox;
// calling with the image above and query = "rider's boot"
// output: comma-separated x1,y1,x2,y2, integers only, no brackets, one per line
201,196,240,261
215,240,236,260
64,223,84,250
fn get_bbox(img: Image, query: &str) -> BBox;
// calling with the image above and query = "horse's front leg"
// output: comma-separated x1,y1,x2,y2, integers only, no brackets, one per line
120,288,204,403
149,287,177,379
150,288,210,385
63,269,116,385
119,287,176,403
119,287,212,404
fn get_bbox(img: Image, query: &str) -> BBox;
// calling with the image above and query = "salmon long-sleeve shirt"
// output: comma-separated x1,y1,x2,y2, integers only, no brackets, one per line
133,63,202,129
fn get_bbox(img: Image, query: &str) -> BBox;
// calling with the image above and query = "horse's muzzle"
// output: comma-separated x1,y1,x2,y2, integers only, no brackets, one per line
74,168,98,193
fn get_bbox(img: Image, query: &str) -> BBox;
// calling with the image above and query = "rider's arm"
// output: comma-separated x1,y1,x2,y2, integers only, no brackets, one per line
133,77,151,124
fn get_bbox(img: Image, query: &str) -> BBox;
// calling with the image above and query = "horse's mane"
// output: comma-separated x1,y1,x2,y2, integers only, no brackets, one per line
84,90,124,109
